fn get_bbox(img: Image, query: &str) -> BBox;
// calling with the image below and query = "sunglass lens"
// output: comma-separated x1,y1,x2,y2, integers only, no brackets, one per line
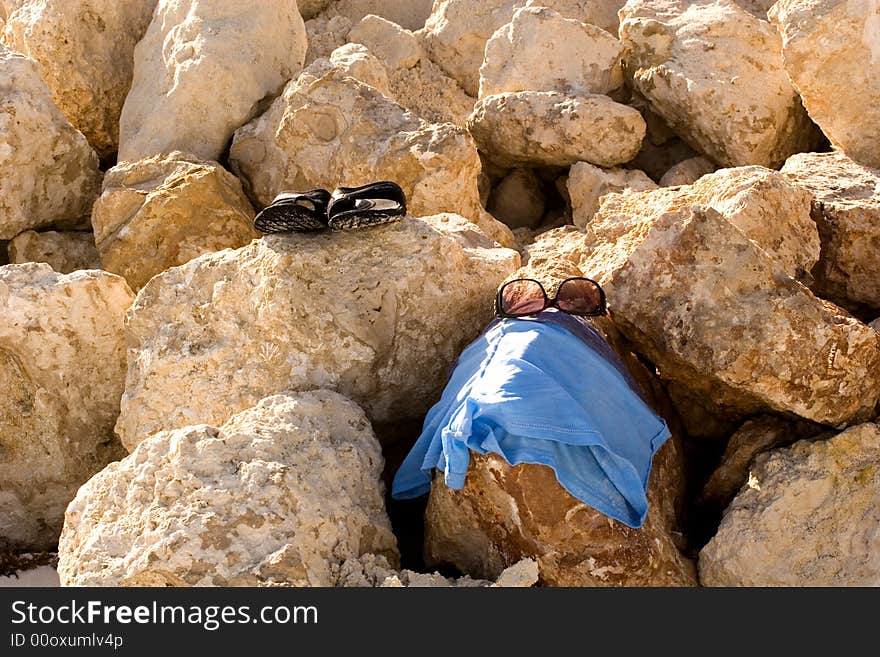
556,278,604,315
500,280,547,316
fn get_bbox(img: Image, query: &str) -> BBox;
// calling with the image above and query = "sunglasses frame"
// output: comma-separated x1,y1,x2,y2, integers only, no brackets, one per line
495,277,607,319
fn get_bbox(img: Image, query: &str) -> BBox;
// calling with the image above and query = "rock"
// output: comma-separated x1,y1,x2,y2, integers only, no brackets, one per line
628,136,701,183
91,152,257,291
619,0,814,168
325,0,435,31
58,391,399,586
304,13,352,65
421,0,521,96
523,0,625,33
0,46,101,240
7,231,99,273
577,203,880,427
318,43,392,96
699,422,880,586
871,318,880,334
115,215,519,450
479,6,624,99
467,91,645,168
781,151,880,314
734,0,776,16
349,14,422,69
567,162,657,228
1,0,156,157
0,264,133,550
338,553,539,587
594,166,819,280
487,168,545,230
118,0,307,162
300,0,334,20
770,0,880,169
659,156,717,187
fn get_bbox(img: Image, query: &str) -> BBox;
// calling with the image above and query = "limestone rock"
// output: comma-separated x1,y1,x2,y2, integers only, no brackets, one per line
594,166,819,280
338,553,539,587
468,91,645,168
576,204,880,427
479,6,624,99
324,0,435,31
487,168,545,230
318,43,392,96
304,13,352,65
734,0,777,16
0,264,133,550
421,0,521,96
118,0,307,162
770,0,880,169
699,423,880,586
781,151,880,314
523,0,625,33
619,0,814,168
349,14,422,70
91,152,257,291
58,391,399,586
659,156,717,187
115,215,519,450
0,46,101,240
1,0,156,157
8,231,99,274
567,162,657,228
871,318,880,334
300,0,334,19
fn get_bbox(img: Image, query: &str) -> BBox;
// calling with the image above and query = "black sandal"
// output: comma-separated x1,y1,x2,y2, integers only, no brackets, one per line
253,189,331,233
327,181,407,230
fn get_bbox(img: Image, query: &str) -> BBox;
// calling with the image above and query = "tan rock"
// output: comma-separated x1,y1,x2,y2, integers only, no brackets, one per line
479,6,624,99
118,0,307,162
304,13,352,65
619,0,814,168
91,152,257,291
699,423,880,586
8,230,99,273
871,318,880,334
1,0,156,157
595,166,819,280
523,0,625,33
58,391,399,586
0,264,132,550
115,215,519,450
325,0,435,31
300,0,334,19
576,204,880,427
0,46,100,240
338,554,539,587
781,151,880,314
659,156,717,187
770,0,880,169
733,0,777,16
349,14,422,69
318,43,392,96
487,168,545,230
567,162,657,228
468,91,645,168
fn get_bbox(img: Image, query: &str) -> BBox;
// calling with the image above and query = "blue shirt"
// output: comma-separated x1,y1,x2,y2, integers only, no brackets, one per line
391,311,671,528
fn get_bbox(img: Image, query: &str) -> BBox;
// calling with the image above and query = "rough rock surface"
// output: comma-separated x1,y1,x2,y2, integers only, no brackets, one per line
304,13,352,64
312,43,393,97
524,0,625,33
619,0,814,168
349,14,422,70
699,422,880,586
468,91,645,168
659,156,717,187
2,0,156,157
338,553,539,587
479,6,624,99
58,391,399,586
567,162,657,228
0,264,132,550
7,231,100,274
594,166,819,280
421,0,521,96
323,0,435,31
770,0,880,169
115,215,519,450
0,46,101,240
487,168,545,230
781,151,880,314
118,0,307,162
577,204,880,426
91,152,257,291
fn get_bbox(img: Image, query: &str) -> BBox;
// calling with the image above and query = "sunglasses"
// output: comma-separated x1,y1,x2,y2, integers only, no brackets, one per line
495,277,607,319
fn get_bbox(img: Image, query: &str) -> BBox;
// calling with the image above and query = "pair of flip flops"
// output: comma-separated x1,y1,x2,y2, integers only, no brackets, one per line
254,181,407,234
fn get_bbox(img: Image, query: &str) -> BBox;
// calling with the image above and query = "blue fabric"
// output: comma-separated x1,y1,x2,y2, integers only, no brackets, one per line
391,310,671,528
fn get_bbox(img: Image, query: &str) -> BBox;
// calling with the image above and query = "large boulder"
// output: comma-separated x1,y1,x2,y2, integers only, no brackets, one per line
8,230,100,274
576,203,880,427
593,166,819,280
116,215,520,451
58,391,399,586
700,422,880,586
566,162,657,228
0,46,100,240
1,0,156,157
781,151,880,315
619,0,814,168
118,0,307,162
468,91,645,168
479,6,624,99
0,264,133,550
770,0,880,169
91,152,257,291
